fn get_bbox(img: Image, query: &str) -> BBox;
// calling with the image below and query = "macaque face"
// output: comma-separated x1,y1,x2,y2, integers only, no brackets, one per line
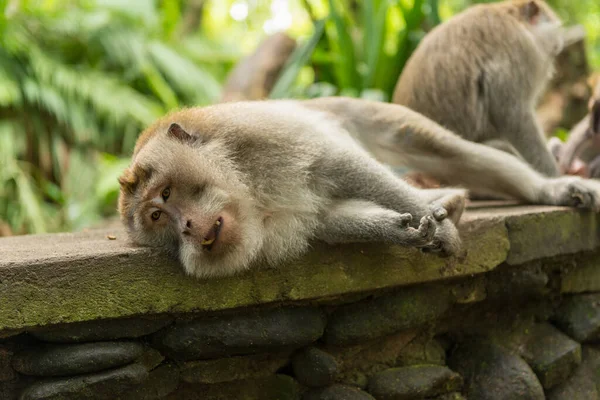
119,124,263,278
518,0,563,54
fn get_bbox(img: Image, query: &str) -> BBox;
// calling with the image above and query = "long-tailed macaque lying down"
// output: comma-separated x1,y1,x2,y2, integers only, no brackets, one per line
118,98,600,278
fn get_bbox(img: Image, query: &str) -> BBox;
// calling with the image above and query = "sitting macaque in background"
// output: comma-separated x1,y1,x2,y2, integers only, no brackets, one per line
551,75,600,178
119,98,600,279
394,0,568,179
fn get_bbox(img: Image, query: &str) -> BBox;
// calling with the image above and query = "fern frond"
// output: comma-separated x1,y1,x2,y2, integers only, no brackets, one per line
149,41,221,105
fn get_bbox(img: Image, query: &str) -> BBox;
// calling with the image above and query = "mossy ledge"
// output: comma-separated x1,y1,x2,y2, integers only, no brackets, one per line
2,202,600,399
0,202,598,333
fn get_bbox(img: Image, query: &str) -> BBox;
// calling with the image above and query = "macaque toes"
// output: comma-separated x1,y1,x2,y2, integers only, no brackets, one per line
551,75,600,178
394,0,566,178
119,98,600,279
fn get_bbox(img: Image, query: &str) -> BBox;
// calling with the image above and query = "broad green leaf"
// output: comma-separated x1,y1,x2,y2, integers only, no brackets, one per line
364,0,391,88
326,0,360,90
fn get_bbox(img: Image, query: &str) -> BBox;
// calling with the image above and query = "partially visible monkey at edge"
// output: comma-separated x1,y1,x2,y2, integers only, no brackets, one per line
551,75,600,177
394,0,566,179
119,98,600,279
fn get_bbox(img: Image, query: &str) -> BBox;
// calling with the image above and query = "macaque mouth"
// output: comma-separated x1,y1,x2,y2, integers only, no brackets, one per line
201,217,223,251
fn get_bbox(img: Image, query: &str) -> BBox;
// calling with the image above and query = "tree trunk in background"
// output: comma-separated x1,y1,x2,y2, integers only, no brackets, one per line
220,33,297,102
178,0,206,37
0,221,13,237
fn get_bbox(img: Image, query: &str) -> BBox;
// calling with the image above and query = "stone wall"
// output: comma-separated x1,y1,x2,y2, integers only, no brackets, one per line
1,203,600,399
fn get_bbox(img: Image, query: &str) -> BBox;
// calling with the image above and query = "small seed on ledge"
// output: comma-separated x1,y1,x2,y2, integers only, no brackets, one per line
106,235,117,240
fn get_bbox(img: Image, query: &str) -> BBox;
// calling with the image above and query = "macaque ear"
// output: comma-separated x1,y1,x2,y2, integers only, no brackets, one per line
521,1,540,24
592,100,600,135
167,123,196,144
118,168,138,194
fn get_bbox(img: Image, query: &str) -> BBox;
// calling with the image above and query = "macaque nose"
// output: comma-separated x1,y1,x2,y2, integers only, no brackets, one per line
182,220,193,235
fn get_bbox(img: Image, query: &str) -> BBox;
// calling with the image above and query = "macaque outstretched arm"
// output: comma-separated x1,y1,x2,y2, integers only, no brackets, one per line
306,127,466,255
317,200,435,246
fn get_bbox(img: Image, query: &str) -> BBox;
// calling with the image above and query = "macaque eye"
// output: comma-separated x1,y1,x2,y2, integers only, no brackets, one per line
151,210,162,221
161,188,171,201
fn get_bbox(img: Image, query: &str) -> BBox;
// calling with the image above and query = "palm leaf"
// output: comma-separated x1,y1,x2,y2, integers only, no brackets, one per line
149,41,222,105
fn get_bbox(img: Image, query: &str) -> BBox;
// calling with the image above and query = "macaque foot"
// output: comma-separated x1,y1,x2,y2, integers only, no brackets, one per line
394,211,462,257
420,219,463,258
422,188,467,224
405,189,466,257
429,205,448,221
542,177,600,211
393,214,437,247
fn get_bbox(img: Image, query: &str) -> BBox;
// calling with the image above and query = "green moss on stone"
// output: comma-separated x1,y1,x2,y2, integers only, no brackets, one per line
506,210,598,265
324,285,452,344
0,211,509,333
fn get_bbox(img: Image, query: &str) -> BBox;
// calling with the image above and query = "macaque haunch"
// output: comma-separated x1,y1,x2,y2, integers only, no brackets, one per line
119,98,600,278
394,0,565,178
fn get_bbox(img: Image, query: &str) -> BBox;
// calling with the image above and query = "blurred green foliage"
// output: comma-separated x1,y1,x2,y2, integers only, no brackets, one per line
275,0,600,101
0,0,599,235
0,0,236,233
272,0,441,101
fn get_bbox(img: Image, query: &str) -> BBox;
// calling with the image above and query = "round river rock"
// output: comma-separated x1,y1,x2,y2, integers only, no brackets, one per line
368,365,463,400
19,363,148,400
302,384,375,400
449,340,545,400
292,347,338,387
153,307,326,360
13,341,144,377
